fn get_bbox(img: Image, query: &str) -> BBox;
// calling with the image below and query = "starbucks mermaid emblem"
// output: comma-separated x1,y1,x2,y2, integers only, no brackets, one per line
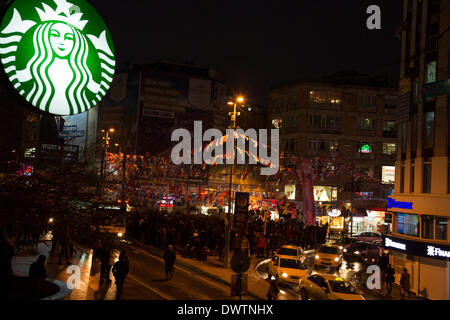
0,0,115,115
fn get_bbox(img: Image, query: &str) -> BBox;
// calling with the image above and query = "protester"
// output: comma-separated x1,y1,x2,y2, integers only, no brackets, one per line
400,268,411,299
163,244,176,280
99,242,114,285
29,255,47,299
112,250,129,300
256,235,267,258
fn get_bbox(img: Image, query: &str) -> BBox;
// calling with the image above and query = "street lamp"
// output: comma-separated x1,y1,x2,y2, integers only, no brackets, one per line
224,96,244,268
100,128,115,198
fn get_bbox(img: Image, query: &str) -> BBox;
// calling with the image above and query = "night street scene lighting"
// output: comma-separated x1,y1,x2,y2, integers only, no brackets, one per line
0,0,449,311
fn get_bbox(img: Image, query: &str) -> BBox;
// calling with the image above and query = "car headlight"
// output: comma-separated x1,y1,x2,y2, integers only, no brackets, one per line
339,246,343,250
334,257,339,262
343,248,347,252
282,273,288,278
354,251,360,255
315,255,320,259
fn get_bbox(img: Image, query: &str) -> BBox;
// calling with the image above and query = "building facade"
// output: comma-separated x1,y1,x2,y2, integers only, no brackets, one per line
268,82,398,235
386,0,450,300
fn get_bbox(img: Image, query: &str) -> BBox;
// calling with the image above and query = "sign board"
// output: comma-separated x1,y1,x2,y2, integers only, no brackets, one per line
231,252,250,274
0,0,116,115
231,273,248,297
422,79,449,98
387,198,413,210
382,235,450,261
382,166,395,184
142,108,175,119
233,192,249,231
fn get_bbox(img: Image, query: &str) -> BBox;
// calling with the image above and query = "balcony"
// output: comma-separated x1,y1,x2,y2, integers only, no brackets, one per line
309,102,341,111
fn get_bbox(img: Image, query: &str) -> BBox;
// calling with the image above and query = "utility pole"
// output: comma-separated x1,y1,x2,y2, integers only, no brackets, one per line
224,96,244,268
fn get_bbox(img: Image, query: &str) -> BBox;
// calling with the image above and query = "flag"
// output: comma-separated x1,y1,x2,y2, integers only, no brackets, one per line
297,158,315,225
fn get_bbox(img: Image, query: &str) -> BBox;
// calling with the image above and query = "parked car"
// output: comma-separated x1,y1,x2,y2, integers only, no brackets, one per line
343,241,382,263
354,232,382,243
299,274,364,300
334,237,359,251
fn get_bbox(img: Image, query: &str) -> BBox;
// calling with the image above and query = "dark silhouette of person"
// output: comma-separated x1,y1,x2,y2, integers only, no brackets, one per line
267,279,280,300
112,250,129,300
0,230,14,299
29,255,47,299
163,244,176,280
384,264,395,297
99,242,113,285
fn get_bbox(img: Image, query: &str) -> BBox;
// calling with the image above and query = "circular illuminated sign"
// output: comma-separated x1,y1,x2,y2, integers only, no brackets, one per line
328,209,341,217
0,0,115,115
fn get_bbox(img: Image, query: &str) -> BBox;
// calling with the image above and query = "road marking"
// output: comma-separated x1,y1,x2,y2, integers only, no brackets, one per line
130,246,193,275
128,273,173,300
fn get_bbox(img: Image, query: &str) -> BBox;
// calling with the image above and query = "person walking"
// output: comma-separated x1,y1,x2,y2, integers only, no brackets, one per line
163,244,176,280
29,255,47,299
266,279,280,300
240,234,250,259
57,228,71,266
257,235,267,258
400,268,412,299
384,264,395,297
99,242,113,286
112,250,129,300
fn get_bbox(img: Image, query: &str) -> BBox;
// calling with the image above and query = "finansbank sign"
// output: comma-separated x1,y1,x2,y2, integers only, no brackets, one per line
0,0,115,115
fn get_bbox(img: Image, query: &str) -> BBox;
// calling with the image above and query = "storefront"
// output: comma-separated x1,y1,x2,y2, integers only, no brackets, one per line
382,234,450,300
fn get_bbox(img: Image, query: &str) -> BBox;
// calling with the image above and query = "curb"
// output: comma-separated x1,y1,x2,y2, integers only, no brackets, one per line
124,239,266,300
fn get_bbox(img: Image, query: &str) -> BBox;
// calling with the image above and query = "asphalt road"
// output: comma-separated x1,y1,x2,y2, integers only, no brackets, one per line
113,243,243,300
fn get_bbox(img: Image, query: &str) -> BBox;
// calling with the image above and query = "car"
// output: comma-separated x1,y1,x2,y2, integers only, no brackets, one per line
299,274,365,300
343,241,381,263
334,237,359,251
275,245,305,261
314,244,343,269
268,255,308,285
354,232,382,243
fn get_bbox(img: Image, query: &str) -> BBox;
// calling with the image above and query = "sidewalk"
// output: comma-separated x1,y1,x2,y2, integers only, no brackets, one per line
10,236,118,300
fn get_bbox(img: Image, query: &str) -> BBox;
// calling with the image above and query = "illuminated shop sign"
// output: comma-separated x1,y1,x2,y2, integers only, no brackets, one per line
0,0,116,115
387,198,413,210
327,209,341,217
358,144,372,154
382,235,450,261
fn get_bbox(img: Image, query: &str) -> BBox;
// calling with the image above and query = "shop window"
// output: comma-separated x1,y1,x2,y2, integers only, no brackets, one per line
435,217,447,241
423,160,432,193
421,215,434,239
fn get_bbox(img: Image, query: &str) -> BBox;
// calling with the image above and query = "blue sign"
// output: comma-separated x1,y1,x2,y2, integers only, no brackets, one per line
422,79,449,98
387,198,413,210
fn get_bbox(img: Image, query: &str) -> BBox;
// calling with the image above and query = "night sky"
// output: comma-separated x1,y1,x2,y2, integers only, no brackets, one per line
93,0,402,102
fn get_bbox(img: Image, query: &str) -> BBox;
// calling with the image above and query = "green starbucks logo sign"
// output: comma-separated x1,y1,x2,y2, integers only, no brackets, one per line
0,0,115,115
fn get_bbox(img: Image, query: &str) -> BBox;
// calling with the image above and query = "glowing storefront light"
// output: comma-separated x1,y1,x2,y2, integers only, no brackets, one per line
0,0,115,115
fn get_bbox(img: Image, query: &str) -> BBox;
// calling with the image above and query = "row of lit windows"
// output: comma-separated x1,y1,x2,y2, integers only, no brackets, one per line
393,212,447,241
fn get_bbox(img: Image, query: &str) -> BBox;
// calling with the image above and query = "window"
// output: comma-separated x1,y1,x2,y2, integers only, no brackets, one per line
309,91,341,104
421,215,434,239
309,115,340,128
358,95,377,106
410,165,415,192
383,120,395,135
448,162,450,194
396,213,418,237
426,61,436,83
423,159,432,193
400,165,405,193
423,111,435,148
383,143,396,155
360,118,375,130
308,139,319,151
435,217,448,241
328,141,339,152
401,122,407,154
288,94,297,105
286,139,297,153
286,116,298,128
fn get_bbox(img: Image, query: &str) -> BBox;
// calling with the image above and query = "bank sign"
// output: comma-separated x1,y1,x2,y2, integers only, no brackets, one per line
382,235,450,261
0,0,115,115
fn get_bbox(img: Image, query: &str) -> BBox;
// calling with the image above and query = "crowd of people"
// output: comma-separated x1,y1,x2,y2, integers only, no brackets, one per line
125,209,329,261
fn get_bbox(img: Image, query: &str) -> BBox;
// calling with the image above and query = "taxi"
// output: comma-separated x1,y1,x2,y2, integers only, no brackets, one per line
268,254,308,285
275,245,305,262
299,274,364,300
314,244,343,269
